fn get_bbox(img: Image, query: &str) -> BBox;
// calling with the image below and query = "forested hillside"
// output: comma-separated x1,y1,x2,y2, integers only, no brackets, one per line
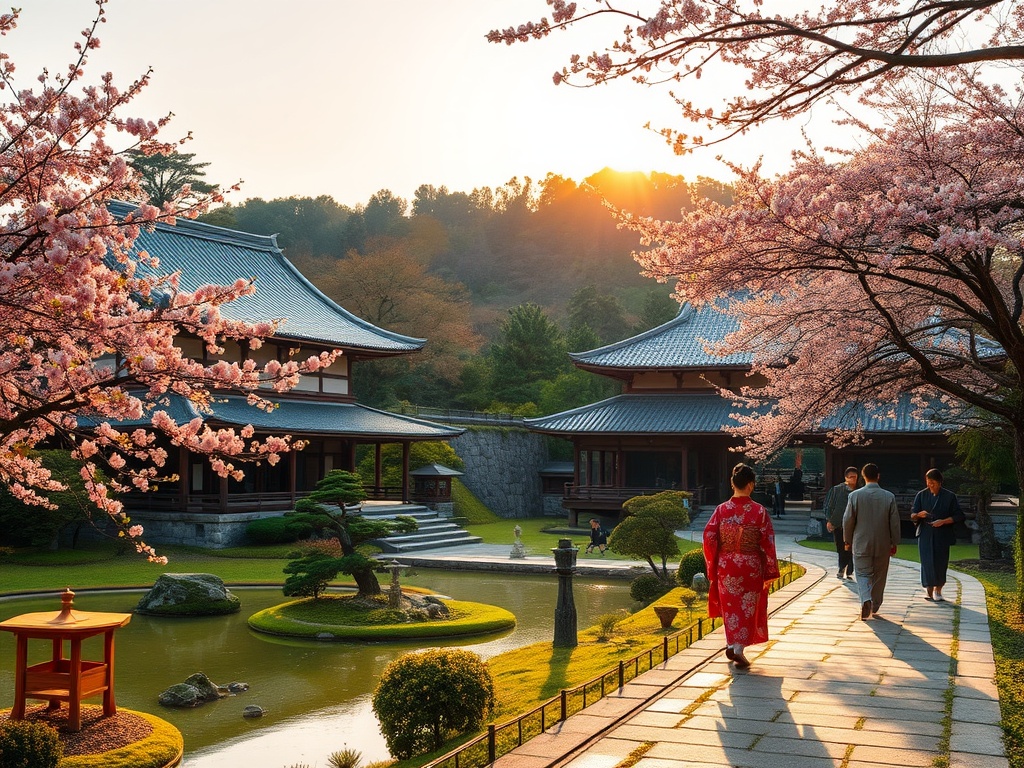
199,169,732,413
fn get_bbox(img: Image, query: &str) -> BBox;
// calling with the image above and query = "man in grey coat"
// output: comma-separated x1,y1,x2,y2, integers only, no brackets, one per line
843,463,901,620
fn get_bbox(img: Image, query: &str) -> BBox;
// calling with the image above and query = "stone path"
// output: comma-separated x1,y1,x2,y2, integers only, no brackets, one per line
487,532,1008,768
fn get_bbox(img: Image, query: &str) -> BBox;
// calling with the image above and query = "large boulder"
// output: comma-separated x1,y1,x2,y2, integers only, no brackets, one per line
158,672,227,708
136,573,241,616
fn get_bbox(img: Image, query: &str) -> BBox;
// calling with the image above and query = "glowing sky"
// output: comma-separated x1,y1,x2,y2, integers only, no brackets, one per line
4,0,829,207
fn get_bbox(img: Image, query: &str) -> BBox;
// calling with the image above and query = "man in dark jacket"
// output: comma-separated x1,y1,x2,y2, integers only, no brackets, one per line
824,467,859,580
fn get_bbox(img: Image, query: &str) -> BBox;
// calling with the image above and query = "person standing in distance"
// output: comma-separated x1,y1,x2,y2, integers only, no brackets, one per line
824,467,859,580
910,469,965,602
842,463,900,620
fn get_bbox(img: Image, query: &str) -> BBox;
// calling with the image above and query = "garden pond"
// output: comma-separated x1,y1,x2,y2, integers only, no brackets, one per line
0,570,633,767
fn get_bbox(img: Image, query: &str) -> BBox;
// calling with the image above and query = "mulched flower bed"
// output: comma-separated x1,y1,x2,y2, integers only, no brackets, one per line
0,704,153,756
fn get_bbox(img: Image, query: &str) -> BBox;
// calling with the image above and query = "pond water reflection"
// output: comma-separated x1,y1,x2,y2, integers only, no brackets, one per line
0,570,632,767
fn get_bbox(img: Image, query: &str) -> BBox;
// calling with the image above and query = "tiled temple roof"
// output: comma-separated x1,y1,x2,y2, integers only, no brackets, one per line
570,302,750,370
105,394,463,439
109,201,424,353
526,393,952,436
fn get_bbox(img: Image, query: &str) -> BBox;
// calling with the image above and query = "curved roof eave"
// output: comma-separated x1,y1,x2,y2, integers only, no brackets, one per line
107,201,426,353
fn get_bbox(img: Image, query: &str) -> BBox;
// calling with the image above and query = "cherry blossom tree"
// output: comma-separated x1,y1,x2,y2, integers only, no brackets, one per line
0,3,334,561
489,0,1024,151
614,79,1024,606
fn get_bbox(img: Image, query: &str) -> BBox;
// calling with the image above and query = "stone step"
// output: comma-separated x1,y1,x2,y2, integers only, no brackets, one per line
376,533,484,553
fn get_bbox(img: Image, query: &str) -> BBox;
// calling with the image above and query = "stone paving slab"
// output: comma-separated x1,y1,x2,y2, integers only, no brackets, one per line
489,540,1009,768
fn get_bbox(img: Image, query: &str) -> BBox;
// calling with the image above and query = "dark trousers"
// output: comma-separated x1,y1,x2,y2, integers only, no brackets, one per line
832,526,853,576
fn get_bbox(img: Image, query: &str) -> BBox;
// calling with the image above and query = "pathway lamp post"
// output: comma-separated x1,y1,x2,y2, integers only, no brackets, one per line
552,538,578,648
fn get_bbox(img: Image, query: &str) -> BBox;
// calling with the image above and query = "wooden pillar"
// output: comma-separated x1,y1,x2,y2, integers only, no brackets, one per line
218,475,228,515
178,445,189,510
401,442,411,503
680,446,689,490
375,443,383,494
288,450,297,504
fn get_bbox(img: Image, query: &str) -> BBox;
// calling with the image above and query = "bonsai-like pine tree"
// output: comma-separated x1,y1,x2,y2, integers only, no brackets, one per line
283,470,416,597
610,491,691,580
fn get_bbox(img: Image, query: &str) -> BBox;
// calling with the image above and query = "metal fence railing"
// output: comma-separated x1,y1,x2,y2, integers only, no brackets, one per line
422,561,801,768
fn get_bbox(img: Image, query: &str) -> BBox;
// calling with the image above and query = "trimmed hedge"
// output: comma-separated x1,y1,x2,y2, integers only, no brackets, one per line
245,516,315,545
675,548,707,587
247,597,515,640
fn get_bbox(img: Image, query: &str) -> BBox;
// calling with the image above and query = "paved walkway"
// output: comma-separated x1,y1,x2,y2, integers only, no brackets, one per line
395,515,1009,768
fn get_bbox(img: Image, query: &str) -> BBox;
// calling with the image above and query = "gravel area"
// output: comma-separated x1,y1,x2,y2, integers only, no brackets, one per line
1,704,154,756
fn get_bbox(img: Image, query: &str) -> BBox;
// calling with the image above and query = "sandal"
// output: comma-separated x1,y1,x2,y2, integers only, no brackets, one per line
733,654,751,669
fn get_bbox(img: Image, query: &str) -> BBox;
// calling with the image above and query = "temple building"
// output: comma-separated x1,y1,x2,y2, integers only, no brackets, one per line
106,202,462,546
526,302,958,523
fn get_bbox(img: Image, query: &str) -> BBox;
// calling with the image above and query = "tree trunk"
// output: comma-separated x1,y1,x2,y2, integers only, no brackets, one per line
330,518,382,597
352,567,382,597
974,495,1001,561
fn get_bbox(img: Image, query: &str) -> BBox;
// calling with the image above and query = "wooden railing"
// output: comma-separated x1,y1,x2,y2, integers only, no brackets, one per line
423,561,800,768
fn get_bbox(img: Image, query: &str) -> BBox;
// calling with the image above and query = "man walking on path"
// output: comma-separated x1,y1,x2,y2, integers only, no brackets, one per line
824,466,859,580
843,463,901,619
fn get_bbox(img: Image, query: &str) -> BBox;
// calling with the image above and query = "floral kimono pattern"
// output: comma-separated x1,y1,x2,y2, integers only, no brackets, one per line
703,496,780,646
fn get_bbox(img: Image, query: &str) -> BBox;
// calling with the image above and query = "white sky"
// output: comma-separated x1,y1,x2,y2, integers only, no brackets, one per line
3,0,832,208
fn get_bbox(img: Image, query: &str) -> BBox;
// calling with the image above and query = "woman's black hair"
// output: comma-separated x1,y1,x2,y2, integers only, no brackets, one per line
731,463,756,490
925,468,943,483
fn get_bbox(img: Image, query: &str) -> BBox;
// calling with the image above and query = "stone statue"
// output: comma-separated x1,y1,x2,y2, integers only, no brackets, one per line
510,524,527,559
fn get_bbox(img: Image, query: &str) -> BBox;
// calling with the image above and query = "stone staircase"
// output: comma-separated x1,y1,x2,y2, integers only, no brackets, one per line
360,502,483,553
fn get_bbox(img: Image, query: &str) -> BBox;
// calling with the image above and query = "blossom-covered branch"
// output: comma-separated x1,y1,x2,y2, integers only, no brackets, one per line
489,0,1024,150
0,3,337,562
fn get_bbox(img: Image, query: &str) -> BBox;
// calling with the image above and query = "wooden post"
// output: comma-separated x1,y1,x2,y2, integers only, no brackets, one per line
288,450,297,504
401,442,410,503
178,445,189,511
375,443,382,496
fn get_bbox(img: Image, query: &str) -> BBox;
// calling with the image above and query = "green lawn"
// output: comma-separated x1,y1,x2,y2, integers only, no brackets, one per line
465,516,702,559
0,544,293,594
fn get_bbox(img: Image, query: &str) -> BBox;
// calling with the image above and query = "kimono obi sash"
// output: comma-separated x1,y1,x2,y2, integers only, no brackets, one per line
719,522,761,554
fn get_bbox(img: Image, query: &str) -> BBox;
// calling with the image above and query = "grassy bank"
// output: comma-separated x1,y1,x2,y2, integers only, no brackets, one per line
464,516,702,559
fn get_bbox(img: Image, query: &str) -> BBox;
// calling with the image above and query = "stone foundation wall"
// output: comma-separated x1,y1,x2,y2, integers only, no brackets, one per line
451,427,548,519
122,509,279,548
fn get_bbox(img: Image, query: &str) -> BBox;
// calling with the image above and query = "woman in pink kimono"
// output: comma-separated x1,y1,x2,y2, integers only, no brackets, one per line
703,463,780,669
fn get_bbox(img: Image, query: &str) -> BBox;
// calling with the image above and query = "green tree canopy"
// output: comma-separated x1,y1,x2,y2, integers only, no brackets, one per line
282,470,415,597
489,303,569,405
126,150,216,208
609,491,692,579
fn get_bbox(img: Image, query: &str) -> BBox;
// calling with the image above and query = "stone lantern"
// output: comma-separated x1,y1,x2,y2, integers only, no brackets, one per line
552,538,578,648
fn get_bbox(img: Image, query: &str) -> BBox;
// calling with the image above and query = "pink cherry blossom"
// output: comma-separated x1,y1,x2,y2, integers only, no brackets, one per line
0,2,340,564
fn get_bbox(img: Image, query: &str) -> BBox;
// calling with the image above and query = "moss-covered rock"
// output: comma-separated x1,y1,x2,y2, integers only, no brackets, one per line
135,573,240,616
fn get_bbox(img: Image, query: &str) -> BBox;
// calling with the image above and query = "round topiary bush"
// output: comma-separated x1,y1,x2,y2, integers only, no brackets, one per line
629,573,672,604
371,648,494,760
0,719,62,768
675,548,707,587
